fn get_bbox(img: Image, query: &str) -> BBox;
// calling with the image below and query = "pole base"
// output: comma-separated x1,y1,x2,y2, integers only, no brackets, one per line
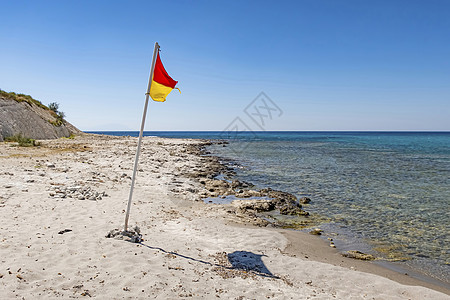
106,226,142,243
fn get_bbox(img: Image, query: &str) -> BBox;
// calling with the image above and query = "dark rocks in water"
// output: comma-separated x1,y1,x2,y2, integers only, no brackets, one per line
252,218,270,227
239,190,262,198
186,143,313,226
261,189,297,204
231,180,252,189
236,199,276,213
299,197,311,204
201,177,311,218
260,189,309,216
342,250,376,261
309,228,323,235
279,203,309,216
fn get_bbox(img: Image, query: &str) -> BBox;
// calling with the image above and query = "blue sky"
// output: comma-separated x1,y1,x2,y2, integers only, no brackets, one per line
1,0,449,131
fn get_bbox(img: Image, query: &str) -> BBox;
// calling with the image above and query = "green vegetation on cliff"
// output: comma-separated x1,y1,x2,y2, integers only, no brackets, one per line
0,89,66,126
0,89,49,110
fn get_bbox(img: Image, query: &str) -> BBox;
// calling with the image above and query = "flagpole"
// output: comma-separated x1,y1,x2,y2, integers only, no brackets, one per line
124,41,160,231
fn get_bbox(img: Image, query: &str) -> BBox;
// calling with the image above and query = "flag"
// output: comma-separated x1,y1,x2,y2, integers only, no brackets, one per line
149,52,179,102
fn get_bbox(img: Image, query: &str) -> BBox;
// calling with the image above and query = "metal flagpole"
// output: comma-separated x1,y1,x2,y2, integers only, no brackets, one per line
124,41,160,231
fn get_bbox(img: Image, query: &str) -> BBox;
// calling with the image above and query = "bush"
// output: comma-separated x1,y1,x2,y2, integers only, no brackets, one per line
61,134,75,140
4,134,40,147
47,102,66,126
48,102,59,112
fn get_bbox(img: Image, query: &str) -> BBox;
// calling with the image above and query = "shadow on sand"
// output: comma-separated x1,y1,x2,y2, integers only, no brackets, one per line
139,243,278,279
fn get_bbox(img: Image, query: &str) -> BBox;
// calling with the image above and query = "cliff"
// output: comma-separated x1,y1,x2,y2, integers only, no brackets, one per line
0,91,81,142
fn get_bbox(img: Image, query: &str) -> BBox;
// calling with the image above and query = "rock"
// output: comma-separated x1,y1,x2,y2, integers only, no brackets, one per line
309,228,323,235
342,250,375,261
230,180,251,189
234,199,276,212
299,197,311,204
279,203,308,216
68,186,81,192
261,189,298,206
252,218,269,227
0,95,80,141
46,163,55,168
106,226,142,243
239,190,262,198
48,184,107,201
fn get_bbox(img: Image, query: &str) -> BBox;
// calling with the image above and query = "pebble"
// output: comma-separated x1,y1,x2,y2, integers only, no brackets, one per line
299,197,311,204
48,184,108,201
309,228,323,235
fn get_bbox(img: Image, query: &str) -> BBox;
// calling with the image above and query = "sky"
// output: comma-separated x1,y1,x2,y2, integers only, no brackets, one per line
1,0,449,131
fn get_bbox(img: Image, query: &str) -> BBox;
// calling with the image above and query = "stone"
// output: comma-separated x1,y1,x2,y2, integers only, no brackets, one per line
234,199,276,212
279,203,308,216
342,250,376,261
106,226,142,243
299,197,311,204
309,228,323,235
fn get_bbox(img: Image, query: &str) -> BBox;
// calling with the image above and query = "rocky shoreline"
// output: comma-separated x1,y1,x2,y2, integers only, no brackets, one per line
180,141,315,228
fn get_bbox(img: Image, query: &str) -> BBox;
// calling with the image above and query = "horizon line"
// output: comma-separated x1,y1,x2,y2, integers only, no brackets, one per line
84,130,450,133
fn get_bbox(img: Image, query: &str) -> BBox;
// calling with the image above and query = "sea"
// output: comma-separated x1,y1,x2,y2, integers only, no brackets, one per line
88,131,449,285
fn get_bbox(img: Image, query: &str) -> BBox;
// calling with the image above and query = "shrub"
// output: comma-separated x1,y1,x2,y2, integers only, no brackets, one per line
61,134,75,140
48,102,59,112
48,102,66,126
4,134,40,147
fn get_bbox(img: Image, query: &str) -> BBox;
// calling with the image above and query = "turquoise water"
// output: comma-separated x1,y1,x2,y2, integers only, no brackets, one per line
89,131,449,283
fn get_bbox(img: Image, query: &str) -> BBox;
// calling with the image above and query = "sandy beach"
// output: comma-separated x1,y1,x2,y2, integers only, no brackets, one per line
0,134,448,299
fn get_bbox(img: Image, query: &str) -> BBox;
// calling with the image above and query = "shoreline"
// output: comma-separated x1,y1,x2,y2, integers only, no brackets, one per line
203,140,450,292
282,229,450,295
226,218,450,295
0,134,448,298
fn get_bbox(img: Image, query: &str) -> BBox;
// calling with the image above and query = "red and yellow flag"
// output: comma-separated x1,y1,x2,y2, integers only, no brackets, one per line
149,52,179,102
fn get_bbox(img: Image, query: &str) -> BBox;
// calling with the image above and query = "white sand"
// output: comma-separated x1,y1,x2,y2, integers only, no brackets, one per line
0,135,448,299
